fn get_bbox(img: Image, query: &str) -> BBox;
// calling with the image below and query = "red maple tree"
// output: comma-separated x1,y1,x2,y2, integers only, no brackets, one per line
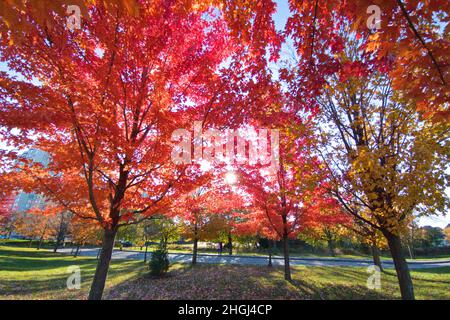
236,121,344,280
0,1,253,299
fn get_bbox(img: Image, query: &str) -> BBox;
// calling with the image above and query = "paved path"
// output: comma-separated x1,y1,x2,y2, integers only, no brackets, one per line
57,248,450,269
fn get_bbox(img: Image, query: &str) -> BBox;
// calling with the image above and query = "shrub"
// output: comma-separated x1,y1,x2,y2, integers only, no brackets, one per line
149,244,169,277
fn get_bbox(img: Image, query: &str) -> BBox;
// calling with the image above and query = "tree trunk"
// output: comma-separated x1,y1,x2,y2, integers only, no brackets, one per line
88,228,117,300
228,234,233,255
37,236,44,250
53,236,63,253
327,239,336,257
406,244,414,260
37,222,48,250
53,231,66,253
268,252,272,267
74,245,80,258
281,211,292,281
218,241,223,255
282,233,291,281
324,228,336,257
192,237,198,265
192,222,198,265
53,214,68,253
371,244,383,271
384,231,415,300
144,244,148,263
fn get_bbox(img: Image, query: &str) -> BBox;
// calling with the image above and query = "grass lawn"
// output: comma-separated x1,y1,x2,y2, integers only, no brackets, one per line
0,245,144,300
0,244,449,300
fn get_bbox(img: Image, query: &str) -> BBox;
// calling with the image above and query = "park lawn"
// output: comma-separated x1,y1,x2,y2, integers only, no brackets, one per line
0,244,449,300
0,245,145,300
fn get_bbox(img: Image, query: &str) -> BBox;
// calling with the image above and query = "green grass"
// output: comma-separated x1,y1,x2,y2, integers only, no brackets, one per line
0,244,449,300
0,245,145,300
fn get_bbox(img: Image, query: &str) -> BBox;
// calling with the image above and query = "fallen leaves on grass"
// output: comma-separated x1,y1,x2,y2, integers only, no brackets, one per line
105,264,394,300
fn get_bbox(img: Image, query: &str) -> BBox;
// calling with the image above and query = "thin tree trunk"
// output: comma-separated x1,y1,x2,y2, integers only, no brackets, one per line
53,236,62,253
74,245,80,258
281,211,292,281
37,235,44,250
53,232,66,253
28,238,33,247
384,231,415,300
371,244,383,271
408,226,415,260
88,228,117,300
406,244,414,260
228,234,233,255
54,214,68,253
144,244,148,263
192,222,198,265
324,228,336,257
218,241,223,255
282,233,291,281
37,221,49,250
192,237,198,265
327,239,336,257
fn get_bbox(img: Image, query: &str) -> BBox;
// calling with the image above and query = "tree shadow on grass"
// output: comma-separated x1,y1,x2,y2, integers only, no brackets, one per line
0,255,96,271
313,268,368,283
279,266,395,300
0,276,83,297
382,268,450,285
409,267,450,275
0,261,143,299
289,278,394,300
0,248,58,258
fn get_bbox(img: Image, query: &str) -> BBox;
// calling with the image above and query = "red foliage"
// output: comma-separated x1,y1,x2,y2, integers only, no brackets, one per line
0,193,15,219
235,122,345,241
285,0,449,120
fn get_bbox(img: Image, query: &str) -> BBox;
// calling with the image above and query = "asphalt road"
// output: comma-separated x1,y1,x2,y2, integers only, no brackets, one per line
57,247,450,269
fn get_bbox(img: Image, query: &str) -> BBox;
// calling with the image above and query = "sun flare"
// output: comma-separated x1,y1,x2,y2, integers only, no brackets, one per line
224,172,238,185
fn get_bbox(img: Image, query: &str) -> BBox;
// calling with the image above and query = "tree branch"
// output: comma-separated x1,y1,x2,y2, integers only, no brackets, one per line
397,0,446,85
